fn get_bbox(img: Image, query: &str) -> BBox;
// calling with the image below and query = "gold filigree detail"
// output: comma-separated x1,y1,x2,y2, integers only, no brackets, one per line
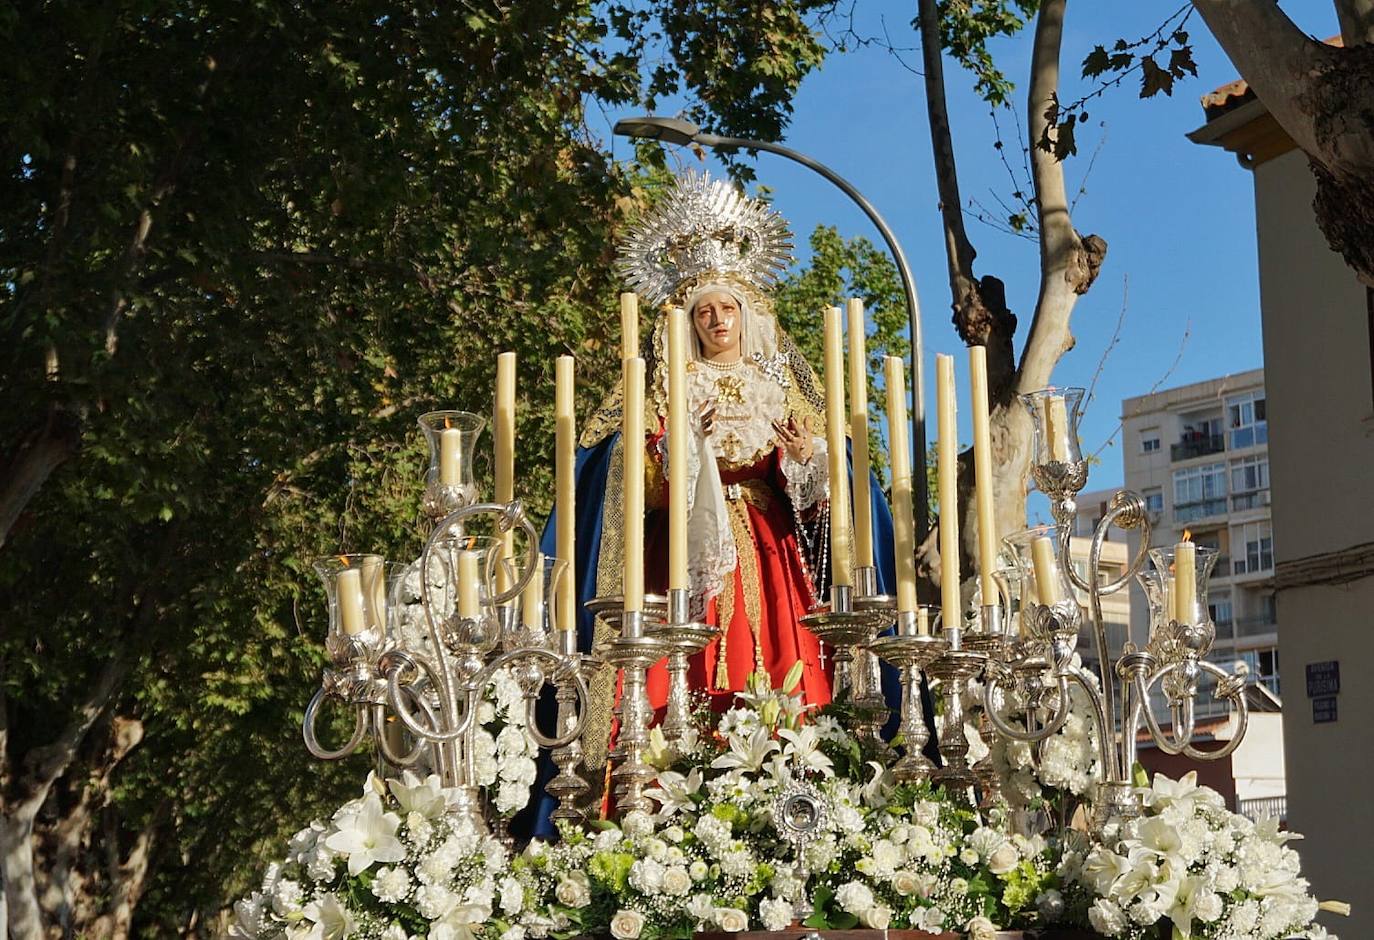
714,374,745,405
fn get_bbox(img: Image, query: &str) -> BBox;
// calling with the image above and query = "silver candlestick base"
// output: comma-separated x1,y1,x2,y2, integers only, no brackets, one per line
546,649,600,824
647,588,714,748
599,608,666,817
964,609,1012,810
800,584,875,705
927,635,987,799
851,566,896,745
868,623,946,784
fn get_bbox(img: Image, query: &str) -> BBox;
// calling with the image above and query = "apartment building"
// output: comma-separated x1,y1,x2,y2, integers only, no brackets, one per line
1119,369,1278,694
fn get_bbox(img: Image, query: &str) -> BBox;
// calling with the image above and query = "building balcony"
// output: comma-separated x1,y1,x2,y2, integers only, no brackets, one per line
1239,795,1286,822
1171,434,1225,461
1175,497,1229,524
1231,489,1271,512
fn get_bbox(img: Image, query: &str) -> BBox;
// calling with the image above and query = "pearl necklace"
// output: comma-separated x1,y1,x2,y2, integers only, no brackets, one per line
698,356,745,371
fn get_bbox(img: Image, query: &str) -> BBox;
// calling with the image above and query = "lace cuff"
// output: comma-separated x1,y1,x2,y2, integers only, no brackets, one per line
780,435,828,511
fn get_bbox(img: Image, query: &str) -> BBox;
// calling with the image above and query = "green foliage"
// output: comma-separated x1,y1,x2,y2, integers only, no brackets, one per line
934,0,1041,106
772,225,908,485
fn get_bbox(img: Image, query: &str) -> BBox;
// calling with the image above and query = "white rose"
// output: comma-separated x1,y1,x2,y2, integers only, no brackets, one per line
862,906,892,930
661,866,693,897
966,914,998,940
713,907,749,932
891,870,921,897
988,842,1020,875
554,872,591,908
610,909,645,940
760,898,793,932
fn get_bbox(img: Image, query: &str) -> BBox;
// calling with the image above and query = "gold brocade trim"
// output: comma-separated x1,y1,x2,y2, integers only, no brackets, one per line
582,435,625,773
715,488,765,687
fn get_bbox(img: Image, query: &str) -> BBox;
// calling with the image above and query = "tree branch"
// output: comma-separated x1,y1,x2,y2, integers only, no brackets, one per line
914,0,1017,392
1018,0,1107,393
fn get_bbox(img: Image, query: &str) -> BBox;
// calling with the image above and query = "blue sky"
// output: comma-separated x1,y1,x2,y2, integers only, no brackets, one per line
597,1,1337,493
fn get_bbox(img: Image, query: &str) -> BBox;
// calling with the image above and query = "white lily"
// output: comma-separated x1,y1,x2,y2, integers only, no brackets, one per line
644,768,703,819
323,792,407,876
300,893,356,940
777,726,833,774
710,725,779,773
389,771,449,819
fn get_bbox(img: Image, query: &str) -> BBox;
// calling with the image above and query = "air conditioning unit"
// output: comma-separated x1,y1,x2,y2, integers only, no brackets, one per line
1259,490,1272,506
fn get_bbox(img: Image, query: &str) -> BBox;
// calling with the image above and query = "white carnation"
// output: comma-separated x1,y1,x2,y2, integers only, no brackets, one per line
372,866,413,903
760,897,793,932
835,881,875,915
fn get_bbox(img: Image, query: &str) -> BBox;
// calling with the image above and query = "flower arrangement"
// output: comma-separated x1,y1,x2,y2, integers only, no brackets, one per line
230,670,1342,940
1060,771,1341,940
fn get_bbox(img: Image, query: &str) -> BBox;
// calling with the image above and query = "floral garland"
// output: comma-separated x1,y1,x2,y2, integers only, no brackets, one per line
230,670,1342,940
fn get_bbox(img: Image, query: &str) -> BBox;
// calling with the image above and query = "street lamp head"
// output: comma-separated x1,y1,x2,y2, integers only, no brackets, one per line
612,116,702,147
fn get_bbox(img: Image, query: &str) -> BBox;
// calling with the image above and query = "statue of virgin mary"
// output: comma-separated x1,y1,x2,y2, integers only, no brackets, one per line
524,173,920,835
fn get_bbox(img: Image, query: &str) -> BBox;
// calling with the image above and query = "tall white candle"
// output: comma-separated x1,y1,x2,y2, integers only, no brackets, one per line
337,566,366,636
622,356,646,612
936,354,961,631
621,293,640,361
360,555,386,632
1046,394,1070,462
969,346,998,607
457,549,480,618
555,356,576,632
1174,541,1197,624
495,352,517,589
847,299,874,569
522,552,545,629
823,307,853,588
439,427,462,486
667,307,689,592
1031,536,1065,605
885,356,917,613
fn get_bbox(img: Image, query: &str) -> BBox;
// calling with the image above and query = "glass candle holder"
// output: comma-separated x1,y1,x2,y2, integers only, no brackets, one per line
418,410,484,518
1002,525,1075,611
1019,387,1086,467
313,553,388,643
502,554,570,637
1147,543,1219,627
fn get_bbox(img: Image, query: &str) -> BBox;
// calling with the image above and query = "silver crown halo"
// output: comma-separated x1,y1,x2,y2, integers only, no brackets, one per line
617,170,794,307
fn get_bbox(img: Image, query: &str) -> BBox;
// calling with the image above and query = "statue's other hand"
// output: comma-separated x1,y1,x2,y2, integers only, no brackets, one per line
773,416,813,464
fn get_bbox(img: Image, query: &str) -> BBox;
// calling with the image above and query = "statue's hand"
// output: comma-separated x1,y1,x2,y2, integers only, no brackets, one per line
697,399,718,436
773,416,813,464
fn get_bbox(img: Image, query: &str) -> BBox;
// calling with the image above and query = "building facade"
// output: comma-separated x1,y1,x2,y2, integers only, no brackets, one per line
1119,369,1278,694
1188,69,1374,937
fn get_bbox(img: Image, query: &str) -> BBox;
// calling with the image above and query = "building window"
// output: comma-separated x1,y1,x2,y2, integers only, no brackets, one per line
1230,454,1269,492
1142,436,1160,453
1143,487,1163,513
1238,647,1280,696
1233,520,1274,575
1174,462,1227,521
1227,392,1268,449
1209,594,1233,626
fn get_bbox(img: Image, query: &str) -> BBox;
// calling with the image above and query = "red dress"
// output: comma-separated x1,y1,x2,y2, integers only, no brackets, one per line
643,447,832,711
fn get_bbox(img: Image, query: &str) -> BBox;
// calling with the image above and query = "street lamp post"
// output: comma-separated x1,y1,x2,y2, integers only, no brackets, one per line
613,115,930,542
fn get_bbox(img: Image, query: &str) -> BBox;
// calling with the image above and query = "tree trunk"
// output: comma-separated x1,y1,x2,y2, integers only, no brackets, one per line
1192,0,1374,285
0,407,82,549
0,657,126,939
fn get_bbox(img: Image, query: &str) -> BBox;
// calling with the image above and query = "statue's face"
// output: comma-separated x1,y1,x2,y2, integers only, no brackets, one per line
691,291,742,360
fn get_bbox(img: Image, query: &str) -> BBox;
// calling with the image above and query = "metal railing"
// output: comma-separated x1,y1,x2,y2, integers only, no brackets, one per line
1238,795,1287,822
1175,497,1228,523
1231,490,1271,511
1171,434,1226,461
